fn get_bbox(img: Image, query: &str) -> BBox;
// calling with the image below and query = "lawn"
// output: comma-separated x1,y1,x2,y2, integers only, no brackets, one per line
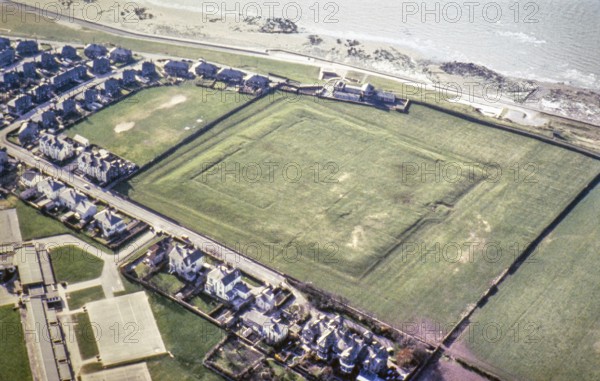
15,198,70,240
149,272,185,295
67,285,106,310
66,84,248,165
72,312,100,360
450,184,600,381
49,246,104,283
0,306,32,381
207,338,264,377
190,293,219,313
118,93,600,333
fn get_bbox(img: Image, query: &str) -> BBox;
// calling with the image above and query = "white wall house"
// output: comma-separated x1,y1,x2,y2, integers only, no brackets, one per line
168,244,205,282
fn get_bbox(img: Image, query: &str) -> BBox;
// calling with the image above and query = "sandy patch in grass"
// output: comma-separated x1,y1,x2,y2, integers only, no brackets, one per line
158,95,187,109
348,225,365,249
115,121,135,133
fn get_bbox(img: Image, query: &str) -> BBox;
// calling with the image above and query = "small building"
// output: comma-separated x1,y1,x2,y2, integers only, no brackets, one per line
41,110,57,128
0,48,15,67
52,65,87,88
168,244,205,282
84,88,98,105
244,74,269,89
83,43,107,59
60,45,78,60
21,61,37,79
37,178,66,200
16,40,39,56
59,98,77,116
94,210,127,238
164,60,190,78
255,287,276,313
57,188,85,210
38,133,75,161
72,134,89,147
31,84,53,103
75,199,97,221
241,309,289,345
205,266,249,302
195,60,219,78
122,69,136,85
9,95,33,115
20,170,45,188
1,71,19,88
109,47,132,63
375,91,395,104
103,78,120,97
40,52,58,70
141,61,156,77
144,239,173,268
217,68,245,84
17,120,38,144
91,57,110,75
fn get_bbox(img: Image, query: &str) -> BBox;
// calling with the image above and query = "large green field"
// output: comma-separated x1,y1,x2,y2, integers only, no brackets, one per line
49,246,104,283
449,184,600,381
0,306,32,381
66,85,247,165
118,93,600,333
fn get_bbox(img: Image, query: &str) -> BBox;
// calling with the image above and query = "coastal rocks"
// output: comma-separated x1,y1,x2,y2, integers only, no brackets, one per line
259,18,298,34
441,61,506,83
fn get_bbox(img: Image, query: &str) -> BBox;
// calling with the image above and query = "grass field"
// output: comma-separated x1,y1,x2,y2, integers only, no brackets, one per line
73,312,100,360
66,84,247,165
149,272,185,295
67,285,105,310
15,198,70,240
0,306,32,381
449,184,600,381
118,93,600,333
49,246,104,283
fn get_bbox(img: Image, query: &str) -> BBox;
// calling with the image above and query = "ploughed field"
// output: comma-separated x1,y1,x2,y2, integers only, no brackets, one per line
117,92,600,339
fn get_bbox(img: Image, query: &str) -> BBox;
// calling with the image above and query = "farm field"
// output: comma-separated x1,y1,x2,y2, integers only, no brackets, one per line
448,184,600,381
66,84,248,165
118,93,600,337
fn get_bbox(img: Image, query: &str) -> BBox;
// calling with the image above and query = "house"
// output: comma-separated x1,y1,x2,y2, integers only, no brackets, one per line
195,60,219,78
41,110,57,128
93,210,127,238
77,151,120,183
255,287,276,313
31,84,53,103
205,266,251,302
52,65,87,88
164,60,189,77
301,314,389,375
122,69,136,85
91,58,110,74
0,37,10,51
141,61,156,77
144,238,173,268
20,170,45,188
59,98,77,116
0,48,15,67
1,72,19,88
40,52,58,70
109,47,132,63
168,244,205,282
83,43,107,59
241,309,289,345
74,199,97,221
217,68,245,84
244,74,269,89
8,95,33,115
0,48,13,67
21,61,37,79
57,188,85,210
84,88,98,106
103,78,120,97
37,178,66,200
60,45,78,60
38,133,75,161
16,40,38,56
17,120,38,143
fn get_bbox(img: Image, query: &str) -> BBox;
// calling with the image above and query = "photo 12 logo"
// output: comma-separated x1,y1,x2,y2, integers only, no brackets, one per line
200,1,340,24
401,1,540,24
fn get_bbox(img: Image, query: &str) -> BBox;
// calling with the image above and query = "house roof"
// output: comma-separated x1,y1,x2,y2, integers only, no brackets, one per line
207,266,240,286
21,170,42,183
110,47,131,55
58,188,85,206
94,210,123,228
38,178,66,193
169,244,203,266
165,60,189,70
75,199,96,214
